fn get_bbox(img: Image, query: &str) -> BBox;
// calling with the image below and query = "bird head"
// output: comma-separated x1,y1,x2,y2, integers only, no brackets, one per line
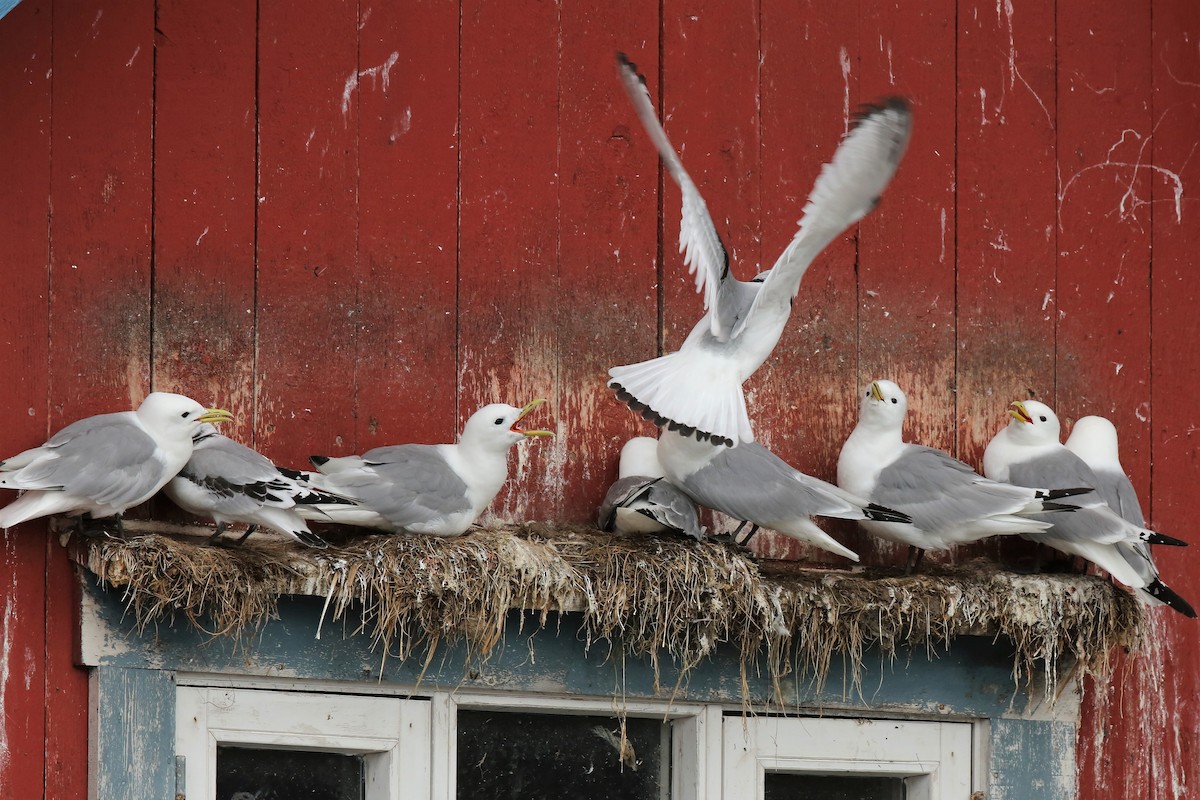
1065,415,1122,470
858,379,907,429
461,399,553,450
137,392,234,439
1005,400,1060,445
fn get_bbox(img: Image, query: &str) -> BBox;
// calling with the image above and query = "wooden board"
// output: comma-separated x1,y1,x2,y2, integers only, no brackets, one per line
353,0,460,449
151,0,258,438
254,0,360,468
556,7,661,523
457,0,562,522
47,1,157,796
0,2,50,795
953,0,1057,568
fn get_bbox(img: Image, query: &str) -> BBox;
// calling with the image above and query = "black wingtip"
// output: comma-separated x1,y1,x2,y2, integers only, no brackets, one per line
864,503,913,525
615,52,648,87
1145,579,1197,618
293,530,329,549
1146,531,1189,547
1038,487,1095,500
1040,501,1082,513
851,96,911,128
309,455,330,468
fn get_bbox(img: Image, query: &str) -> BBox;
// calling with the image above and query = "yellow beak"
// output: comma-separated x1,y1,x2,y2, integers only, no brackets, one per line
513,398,553,437
197,408,234,425
870,382,885,402
1008,401,1033,424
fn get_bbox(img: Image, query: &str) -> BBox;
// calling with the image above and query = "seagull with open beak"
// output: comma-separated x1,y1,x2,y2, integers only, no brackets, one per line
304,400,554,536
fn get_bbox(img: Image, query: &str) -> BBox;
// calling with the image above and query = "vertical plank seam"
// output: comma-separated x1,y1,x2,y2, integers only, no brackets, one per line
42,3,56,796
1145,0,1155,522
1051,0,1059,408
950,0,961,459
252,0,263,447
352,0,363,453
655,3,666,356
148,1,159,394
454,0,463,428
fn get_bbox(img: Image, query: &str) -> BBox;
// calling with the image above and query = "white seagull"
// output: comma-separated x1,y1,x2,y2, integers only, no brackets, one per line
657,429,912,561
608,52,913,447
303,400,553,536
163,424,356,549
837,380,1087,571
0,392,233,531
597,436,704,540
982,400,1193,617
1065,415,1195,617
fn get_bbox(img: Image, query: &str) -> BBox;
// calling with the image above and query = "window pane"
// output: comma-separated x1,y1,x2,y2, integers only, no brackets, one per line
216,746,365,800
456,711,669,800
764,772,905,800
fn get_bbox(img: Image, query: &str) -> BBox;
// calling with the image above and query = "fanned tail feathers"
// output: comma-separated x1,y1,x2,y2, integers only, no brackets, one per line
609,352,751,446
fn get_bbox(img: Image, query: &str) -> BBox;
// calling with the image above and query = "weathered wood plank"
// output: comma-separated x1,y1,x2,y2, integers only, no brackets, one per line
353,0,459,450
48,0,157,796
853,0,957,567
556,7,662,522
151,0,257,438
458,0,561,522
88,667,176,800
1077,2,1200,798
989,719,1077,800
0,1,51,793
752,0,861,561
255,0,360,467
954,0,1057,567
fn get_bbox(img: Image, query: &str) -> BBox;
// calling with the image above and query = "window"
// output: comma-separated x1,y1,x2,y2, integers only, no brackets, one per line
722,715,974,800
174,684,976,800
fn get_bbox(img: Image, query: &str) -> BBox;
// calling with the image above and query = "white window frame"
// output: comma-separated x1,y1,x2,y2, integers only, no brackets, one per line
174,677,981,800
175,686,431,800
722,714,977,800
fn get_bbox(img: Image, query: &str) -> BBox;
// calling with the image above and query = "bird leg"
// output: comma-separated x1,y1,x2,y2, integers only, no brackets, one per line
735,523,760,547
203,523,231,547
904,546,925,575
80,513,126,541
231,525,259,546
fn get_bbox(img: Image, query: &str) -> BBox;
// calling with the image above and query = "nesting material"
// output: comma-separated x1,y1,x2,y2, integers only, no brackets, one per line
74,524,1143,699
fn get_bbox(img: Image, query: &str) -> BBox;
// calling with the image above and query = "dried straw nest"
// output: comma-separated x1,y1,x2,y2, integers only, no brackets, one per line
74,523,1143,701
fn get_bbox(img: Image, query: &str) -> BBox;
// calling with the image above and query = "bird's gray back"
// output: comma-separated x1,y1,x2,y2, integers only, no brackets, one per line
335,444,471,528
874,446,1031,529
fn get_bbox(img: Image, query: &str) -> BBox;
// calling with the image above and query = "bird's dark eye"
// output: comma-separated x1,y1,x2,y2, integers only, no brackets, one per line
494,417,505,425
1039,416,1047,422
181,411,191,418
891,398,898,404
865,391,870,397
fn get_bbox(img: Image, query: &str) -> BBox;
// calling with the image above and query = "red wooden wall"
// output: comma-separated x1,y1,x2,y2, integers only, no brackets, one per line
0,0,1197,796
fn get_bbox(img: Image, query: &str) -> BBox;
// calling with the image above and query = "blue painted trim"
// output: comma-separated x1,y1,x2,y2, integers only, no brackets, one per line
81,575,1058,720
0,1,22,23
91,667,177,800
988,719,1078,799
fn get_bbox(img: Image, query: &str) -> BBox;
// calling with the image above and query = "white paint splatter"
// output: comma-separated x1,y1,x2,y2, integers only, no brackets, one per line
0,540,14,775
839,47,852,135
979,87,989,126
1113,362,1123,375
341,51,401,121
196,226,209,247
989,231,1011,252
126,46,140,68
939,208,947,262
1041,290,1053,311
1058,125,1185,225
304,129,317,151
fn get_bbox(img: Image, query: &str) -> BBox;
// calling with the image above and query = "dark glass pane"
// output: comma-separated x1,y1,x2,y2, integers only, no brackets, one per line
216,746,364,800
764,772,906,800
456,711,669,800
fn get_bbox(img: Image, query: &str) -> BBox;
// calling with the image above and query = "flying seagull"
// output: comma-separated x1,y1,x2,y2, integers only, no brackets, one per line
838,380,1087,572
304,400,553,535
608,52,913,447
597,436,705,540
1064,415,1195,617
657,429,912,561
982,400,1193,617
163,424,356,549
0,392,233,531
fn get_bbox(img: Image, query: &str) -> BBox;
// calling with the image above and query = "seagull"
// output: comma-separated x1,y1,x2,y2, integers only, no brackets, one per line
597,436,705,540
1064,415,1195,617
982,400,1193,617
0,392,234,531
837,380,1088,572
163,424,356,549
303,400,553,535
608,52,913,447
657,429,912,561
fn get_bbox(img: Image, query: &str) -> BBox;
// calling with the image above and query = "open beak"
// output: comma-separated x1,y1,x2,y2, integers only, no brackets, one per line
197,407,235,425
512,398,553,437
869,382,885,402
1007,401,1033,424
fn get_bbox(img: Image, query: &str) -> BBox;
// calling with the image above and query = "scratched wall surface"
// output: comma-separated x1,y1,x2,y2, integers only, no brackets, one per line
0,0,1197,797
